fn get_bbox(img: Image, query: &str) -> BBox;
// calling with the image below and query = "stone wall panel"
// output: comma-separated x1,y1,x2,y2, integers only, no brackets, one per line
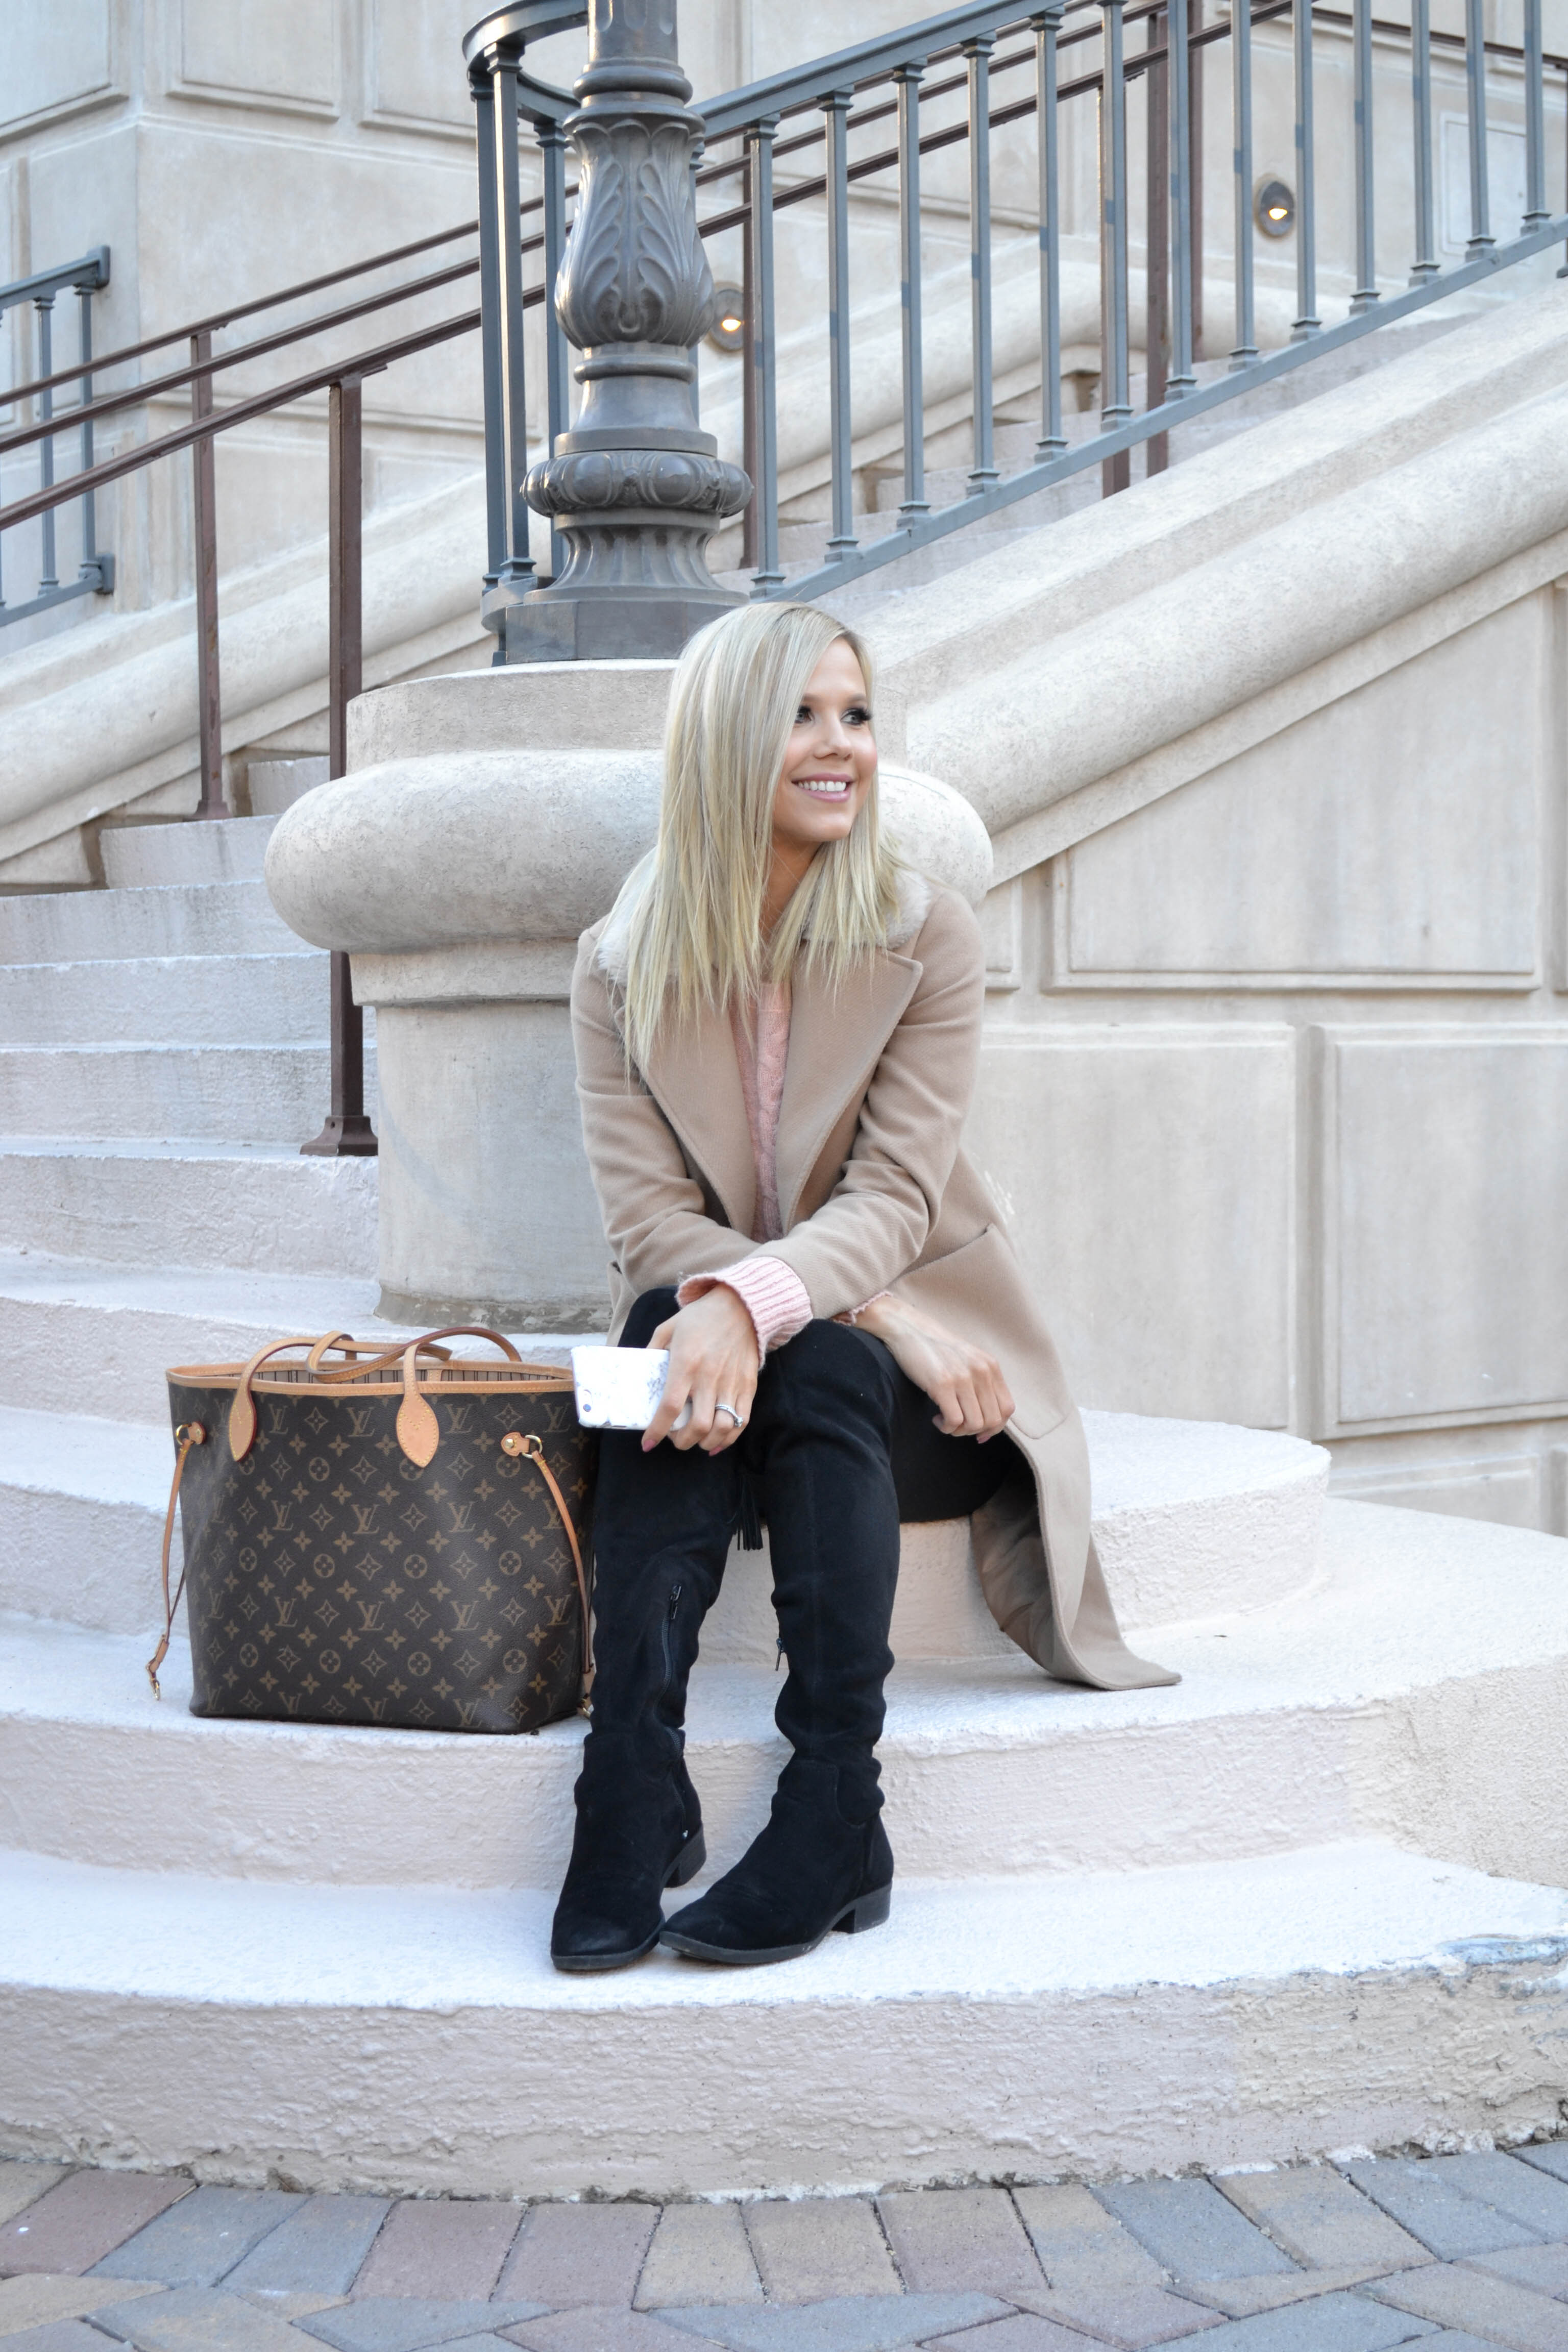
1059,597,1544,985
176,0,338,113
1,0,116,136
1329,1028,1568,1427
969,1028,1295,1426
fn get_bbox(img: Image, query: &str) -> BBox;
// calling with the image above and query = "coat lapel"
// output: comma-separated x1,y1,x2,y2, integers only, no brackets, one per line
640,999,757,1241
775,951,920,1232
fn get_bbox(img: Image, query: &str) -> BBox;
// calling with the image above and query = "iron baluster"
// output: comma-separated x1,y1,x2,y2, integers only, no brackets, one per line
1187,0,1204,361
1168,0,1197,391
35,296,57,592
1147,7,1171,473
966,35,998,490
473,56,509,606
1292,0,1321,333
1034,7,1066,456
76,282,109,592
1231,0,1259,360
303,377,377,1161
1410,0,1438,278
895,62,930,518
1465,0,1493,256
190,329,229,820
825,86,858,556
470,30,535,658
1100,0,1133,495
538,112,572,587
746,113,784,589
1524,0,1548,226
1352,0,1379,307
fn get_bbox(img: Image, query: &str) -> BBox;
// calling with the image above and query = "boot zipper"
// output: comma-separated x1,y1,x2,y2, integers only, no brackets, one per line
659,1581,683,1693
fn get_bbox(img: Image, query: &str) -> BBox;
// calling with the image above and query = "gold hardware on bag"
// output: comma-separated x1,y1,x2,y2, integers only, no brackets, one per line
148,1419,207,1698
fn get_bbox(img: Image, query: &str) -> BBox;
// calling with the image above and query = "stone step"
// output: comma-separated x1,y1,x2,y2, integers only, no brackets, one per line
0,881,306,966
101,817,280,890
0,1279,1325,1629
0,1042,376,1144
6,1501,1566,1893
0,1143,378,1277
0,1258,454,1429
3,1833,1564,2196
0,1407,171,1634
0,951,340,1047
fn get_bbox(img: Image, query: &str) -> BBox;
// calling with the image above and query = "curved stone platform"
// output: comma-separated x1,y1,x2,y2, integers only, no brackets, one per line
3,1831,1566,2198
4,1501,1567,1895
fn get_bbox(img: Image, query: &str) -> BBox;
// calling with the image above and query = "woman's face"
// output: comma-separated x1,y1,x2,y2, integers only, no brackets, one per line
769,638,877,866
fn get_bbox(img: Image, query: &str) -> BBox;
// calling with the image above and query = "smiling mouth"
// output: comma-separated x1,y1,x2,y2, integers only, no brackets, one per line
794,776,853,796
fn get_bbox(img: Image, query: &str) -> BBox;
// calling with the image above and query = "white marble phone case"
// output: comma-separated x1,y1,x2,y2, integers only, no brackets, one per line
571,1344,691,1431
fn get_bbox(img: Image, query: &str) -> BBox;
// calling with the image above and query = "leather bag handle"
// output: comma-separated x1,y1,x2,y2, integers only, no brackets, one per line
230,1327,521,1458
396,1326,524,1467
147,1418,207,1697
228,1334,330,1460
502,1429,596,1710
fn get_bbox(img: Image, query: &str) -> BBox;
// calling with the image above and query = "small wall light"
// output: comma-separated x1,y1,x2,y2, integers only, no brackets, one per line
1254,177,1296,237
707,284,746,353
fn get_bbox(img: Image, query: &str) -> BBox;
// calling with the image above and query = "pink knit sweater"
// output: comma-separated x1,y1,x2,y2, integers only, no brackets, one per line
673,983,816,1356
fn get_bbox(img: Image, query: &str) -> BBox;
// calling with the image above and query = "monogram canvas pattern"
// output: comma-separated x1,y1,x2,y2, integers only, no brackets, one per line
167,1377,596,1734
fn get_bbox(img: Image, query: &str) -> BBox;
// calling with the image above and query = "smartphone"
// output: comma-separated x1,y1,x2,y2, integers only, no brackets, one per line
571,1345,692,1431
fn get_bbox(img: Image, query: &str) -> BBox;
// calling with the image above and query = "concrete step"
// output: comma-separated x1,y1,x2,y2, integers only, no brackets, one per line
0,952,339,1046
3,1833,1564,2196
0,1258,431,1428
0,1407,171,1634
5,1501,1566,1893
0,1042,376,1144
0,1143,378,1277
0,881,306,966
100,817,279,890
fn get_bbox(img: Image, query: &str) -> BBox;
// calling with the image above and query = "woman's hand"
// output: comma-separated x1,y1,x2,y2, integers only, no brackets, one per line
851,1292,1015,1440
643,1285,760,1455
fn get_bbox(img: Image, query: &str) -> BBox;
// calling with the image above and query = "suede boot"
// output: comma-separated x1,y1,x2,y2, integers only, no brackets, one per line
660,1755,893,1963
550,1728,706,1972
550,1288,738,1973
663,1318,904,1967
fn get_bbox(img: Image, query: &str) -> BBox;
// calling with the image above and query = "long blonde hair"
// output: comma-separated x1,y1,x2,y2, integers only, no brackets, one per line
612,601,901,1068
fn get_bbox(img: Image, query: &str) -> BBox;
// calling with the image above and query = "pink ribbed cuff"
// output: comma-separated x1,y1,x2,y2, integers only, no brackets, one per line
677,1255,813,1357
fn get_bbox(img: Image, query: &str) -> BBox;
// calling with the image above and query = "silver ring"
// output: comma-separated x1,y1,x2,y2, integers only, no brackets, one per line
715,1402,744,1427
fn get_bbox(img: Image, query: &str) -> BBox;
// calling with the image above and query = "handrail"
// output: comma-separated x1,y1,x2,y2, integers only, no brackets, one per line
0,249,110,312
701,3,1043,136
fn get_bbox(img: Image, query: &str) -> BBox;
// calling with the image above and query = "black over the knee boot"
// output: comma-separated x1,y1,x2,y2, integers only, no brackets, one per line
661,1320,900,1966
551,1293,738,1973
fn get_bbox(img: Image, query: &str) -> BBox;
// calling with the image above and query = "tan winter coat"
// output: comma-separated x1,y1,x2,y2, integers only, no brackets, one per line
571,868,1178,1693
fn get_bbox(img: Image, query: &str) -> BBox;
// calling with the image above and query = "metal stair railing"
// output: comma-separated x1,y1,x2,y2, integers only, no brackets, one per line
0,250,113,626
486,0,1568,610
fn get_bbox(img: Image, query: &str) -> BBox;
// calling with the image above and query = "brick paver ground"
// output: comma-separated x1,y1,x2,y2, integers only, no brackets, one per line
3,2150,1568,2352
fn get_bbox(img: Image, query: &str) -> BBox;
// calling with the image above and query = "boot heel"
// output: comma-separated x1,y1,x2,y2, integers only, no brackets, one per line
835,1881,891,1934
666,1828,707,1889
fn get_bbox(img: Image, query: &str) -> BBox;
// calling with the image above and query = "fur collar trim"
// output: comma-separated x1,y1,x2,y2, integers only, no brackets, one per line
595,859,934,987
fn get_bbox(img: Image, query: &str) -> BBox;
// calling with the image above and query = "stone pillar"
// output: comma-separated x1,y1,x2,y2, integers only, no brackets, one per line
263,669,993,1332
506,0,750,663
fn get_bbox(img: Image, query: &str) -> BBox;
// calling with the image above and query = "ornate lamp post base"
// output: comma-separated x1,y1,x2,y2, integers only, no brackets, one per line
503,0,751,664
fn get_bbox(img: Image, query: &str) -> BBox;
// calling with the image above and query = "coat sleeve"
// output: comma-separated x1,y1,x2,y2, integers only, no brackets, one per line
758,889,986,1318
571,932,755,1296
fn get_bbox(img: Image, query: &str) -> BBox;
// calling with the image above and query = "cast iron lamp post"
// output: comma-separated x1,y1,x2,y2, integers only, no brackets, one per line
466,0,750,663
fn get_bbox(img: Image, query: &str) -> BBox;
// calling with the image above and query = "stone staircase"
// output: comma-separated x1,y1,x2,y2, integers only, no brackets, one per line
4,813,1568,2197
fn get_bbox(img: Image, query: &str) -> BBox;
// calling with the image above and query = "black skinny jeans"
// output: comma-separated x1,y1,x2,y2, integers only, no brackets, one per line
588,1287,1012,1817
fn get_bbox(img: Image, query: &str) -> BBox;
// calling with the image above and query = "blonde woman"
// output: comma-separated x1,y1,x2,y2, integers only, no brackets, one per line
554,601,1174,1974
